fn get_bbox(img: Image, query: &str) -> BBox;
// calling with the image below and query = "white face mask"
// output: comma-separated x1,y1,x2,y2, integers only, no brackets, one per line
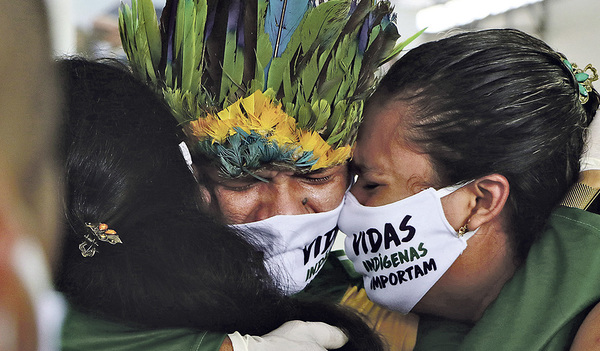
338,185,476,314
231,200,344,295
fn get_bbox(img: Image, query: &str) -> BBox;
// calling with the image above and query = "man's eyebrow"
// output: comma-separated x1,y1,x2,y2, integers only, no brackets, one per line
306,168,328,175
303,164,343,175
213,173,255,183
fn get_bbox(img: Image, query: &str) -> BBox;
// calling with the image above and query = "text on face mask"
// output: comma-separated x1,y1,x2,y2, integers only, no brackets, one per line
350,215,415,256
302,227,337,282
302,227,337,265
369,258,437,291
361,242,428,273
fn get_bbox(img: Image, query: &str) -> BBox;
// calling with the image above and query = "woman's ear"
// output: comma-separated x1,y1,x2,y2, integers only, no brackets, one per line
467,174,510,229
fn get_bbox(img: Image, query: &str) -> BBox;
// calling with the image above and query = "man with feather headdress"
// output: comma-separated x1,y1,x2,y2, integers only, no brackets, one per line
117,0,421,349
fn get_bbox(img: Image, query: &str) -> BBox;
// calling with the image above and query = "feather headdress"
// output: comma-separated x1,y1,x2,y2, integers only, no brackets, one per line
119,0,420,177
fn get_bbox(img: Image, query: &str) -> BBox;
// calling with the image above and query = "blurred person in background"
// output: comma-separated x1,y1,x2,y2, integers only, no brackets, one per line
0,0,63,350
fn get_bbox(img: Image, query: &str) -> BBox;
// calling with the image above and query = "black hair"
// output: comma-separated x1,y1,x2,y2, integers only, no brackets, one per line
54,58,383,350
374,29,599,262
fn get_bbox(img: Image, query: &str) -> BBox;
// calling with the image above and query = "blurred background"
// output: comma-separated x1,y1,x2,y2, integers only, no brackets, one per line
46,0,599,66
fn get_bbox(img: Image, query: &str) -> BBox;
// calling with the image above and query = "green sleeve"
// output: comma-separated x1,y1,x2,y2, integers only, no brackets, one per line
296,249,362,303
61,306,227,351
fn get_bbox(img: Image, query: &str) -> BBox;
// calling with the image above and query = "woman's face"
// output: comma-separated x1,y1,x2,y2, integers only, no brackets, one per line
351,99,512,321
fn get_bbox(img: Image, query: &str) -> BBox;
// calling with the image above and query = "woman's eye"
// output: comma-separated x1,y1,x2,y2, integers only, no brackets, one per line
363,182,380,190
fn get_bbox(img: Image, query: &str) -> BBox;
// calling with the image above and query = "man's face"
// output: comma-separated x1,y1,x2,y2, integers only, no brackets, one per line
203,164,350,224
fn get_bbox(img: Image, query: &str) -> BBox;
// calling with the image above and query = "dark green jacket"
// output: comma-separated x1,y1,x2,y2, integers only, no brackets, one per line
415,206,600,351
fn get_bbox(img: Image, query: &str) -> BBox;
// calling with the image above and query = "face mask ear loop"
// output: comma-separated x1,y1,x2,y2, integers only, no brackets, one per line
435,180,478,240
348,174,358,191
461,227,479,240
435,179,475,198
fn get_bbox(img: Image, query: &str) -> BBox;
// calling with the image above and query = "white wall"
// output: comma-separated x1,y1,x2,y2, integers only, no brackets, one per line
544,0,600,65
51,0,599,65
391,0,600,66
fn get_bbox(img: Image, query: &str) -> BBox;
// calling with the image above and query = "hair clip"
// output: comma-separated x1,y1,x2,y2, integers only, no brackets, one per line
79,223,123,257
561,58,598,104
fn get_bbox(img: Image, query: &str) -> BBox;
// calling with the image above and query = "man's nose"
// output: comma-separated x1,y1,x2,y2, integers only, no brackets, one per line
253,182,309,221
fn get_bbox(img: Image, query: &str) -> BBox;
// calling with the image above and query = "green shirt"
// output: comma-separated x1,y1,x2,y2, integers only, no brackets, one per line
61,307,227,351
415,206,600,350
60,248,355,351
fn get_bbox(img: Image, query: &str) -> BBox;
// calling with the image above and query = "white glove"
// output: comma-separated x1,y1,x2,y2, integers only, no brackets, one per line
228,320,349,351
581,116,600,171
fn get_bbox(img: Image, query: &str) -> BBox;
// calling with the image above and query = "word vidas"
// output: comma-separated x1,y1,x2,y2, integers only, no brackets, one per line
350,215,416,256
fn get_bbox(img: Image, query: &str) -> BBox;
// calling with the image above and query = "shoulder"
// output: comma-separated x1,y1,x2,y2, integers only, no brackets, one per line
570,301,600,351
62,305,227,351
550,206,600,236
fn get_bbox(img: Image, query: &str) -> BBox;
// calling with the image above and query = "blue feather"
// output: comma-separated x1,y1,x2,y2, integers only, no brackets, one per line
265,0,312,57
349,0,358,13
228,0,241,32
233,126,251,138
358,16,370,53
204,3,217,41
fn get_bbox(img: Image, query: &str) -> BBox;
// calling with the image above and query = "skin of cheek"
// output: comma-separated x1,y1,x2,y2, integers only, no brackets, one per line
413,213,515,321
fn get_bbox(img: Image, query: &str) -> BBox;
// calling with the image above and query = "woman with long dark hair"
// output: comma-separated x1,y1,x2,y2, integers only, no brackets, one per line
339,29,600,350
55,59,384,351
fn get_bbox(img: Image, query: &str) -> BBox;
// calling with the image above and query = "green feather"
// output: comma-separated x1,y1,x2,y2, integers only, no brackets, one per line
133,14,156,81
253,0,270,91
326,100,346,135
367,24,381,50
297,103,313,129
282,64,294,103
266,57,286,96
180,0,196,92
381,27,427,65
300,50,320,101
192,1,207,97
140,0,161,72
220,28,238,101
174,0,185,65
118,6,133,63
312,99,331,132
